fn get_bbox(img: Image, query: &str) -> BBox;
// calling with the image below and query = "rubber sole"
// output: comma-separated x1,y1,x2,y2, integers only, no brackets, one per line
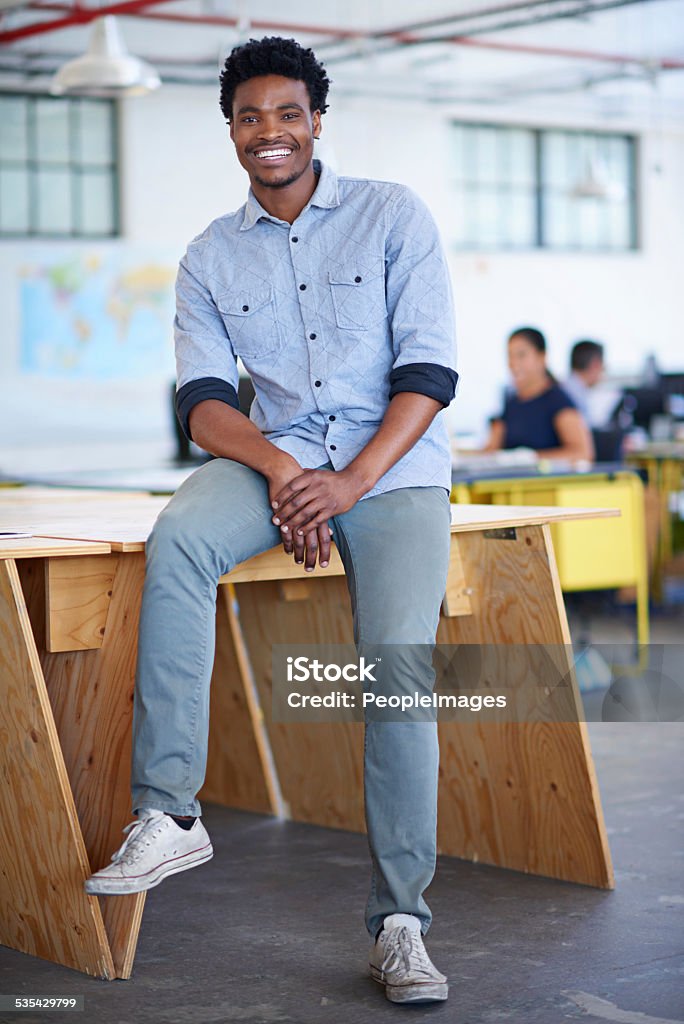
370,964,449,1003
85,845,213,896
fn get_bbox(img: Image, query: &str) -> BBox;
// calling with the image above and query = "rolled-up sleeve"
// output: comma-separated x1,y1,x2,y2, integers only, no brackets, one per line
385,188,459,407
174,243,241,440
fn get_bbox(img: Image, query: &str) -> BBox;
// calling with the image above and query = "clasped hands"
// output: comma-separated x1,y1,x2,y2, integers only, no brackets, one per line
268,461,366,572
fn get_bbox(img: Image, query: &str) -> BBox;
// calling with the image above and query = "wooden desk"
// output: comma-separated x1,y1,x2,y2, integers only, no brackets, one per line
1,490,618,980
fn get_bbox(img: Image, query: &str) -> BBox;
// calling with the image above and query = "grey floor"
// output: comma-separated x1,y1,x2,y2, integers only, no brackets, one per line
1,720,683,1024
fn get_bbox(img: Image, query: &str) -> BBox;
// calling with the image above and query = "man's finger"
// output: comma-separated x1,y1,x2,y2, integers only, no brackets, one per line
317,522,331,568
272,471,315,509
304,529,318,572
291,510,335,537
276,494,322,531
292,525,306,565
281,529,294,556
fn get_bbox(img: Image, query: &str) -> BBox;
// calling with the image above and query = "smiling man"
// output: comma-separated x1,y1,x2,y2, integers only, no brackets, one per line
86,36,459,1006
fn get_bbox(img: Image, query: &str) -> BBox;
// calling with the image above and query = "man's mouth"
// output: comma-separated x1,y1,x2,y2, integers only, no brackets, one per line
252,147,293,162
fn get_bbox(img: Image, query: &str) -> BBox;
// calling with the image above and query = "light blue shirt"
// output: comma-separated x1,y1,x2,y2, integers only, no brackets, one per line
563,373,591,422
174,160,458,499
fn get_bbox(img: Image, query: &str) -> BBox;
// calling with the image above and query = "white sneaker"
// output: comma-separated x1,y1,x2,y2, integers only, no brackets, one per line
85,810,213,895
369,913,448,1004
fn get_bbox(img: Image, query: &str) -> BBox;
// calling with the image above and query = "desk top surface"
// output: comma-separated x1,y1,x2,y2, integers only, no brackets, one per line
451,460,634,484
0,487,619,556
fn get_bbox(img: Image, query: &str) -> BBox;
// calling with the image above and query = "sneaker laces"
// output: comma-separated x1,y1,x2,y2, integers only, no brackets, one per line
381,926,437,980
110,812,167,867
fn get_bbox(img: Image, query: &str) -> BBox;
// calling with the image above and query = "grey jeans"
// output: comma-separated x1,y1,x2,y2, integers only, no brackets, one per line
131,457,451,936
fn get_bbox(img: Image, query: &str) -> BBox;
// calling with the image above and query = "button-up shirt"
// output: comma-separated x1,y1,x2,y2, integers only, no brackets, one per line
174,159,458,499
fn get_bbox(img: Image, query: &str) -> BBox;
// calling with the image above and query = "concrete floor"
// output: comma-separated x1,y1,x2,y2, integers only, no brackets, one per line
1,720,683,1024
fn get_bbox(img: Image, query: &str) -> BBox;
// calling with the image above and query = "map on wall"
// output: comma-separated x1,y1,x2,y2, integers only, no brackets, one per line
19,254,177,378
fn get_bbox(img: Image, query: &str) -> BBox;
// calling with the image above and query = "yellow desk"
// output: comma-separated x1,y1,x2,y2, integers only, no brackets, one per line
453,470,649,649
1,490,618,979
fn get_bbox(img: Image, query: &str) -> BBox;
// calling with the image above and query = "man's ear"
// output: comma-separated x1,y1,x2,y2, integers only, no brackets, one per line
312,110,322,139
229,120,234,142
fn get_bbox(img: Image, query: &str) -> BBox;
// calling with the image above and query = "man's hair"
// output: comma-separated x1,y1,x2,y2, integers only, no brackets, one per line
219,36,331,122
571,339,604,371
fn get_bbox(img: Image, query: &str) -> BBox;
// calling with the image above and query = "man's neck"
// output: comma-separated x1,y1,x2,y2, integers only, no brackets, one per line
250,162,319,225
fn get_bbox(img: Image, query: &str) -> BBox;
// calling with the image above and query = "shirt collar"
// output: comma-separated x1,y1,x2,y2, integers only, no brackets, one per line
240,159,339,231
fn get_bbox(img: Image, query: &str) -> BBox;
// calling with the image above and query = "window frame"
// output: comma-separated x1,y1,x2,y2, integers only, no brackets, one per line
451,120,639,254
0,91,121,239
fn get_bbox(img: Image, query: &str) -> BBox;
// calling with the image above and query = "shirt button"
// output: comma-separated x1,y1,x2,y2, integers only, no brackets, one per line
354,275,362,283
242,304,249,312
291,236,299,243
314,380,322,387
328,415,336,421
309,333,317,340
329,444,337,451
299,283,307,291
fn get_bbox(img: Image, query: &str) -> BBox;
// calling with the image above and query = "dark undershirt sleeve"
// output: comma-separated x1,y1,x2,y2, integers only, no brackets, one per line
175,376,241,442
388,362,459,407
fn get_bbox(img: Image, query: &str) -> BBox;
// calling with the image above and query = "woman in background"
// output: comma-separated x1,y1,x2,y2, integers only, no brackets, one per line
483,327,594,461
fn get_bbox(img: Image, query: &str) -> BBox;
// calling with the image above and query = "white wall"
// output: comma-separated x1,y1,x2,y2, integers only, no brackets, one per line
1,83,682,451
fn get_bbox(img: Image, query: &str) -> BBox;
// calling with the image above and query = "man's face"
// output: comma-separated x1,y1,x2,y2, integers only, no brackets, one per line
585,356,605,387
230,74,321,190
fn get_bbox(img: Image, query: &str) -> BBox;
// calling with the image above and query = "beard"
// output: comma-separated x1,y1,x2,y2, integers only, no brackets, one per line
254,164,305,189
253,156,309,190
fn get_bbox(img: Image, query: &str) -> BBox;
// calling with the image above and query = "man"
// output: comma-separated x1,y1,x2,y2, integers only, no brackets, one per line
564,339,605,425
86,36,458,1006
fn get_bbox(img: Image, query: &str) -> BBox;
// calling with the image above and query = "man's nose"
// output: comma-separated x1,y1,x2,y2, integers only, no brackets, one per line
257,120,285,139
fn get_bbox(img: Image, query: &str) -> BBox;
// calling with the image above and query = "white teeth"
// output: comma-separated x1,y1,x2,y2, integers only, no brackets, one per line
255,148,292,160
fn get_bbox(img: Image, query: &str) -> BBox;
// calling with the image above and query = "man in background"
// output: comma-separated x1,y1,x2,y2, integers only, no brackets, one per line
564,339,605,426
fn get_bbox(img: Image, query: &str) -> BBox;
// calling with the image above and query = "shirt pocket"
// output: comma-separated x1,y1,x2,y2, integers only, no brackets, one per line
328,263,387,331
215,286,282,360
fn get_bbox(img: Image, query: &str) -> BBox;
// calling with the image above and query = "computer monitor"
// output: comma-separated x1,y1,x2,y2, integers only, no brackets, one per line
613,387,666,431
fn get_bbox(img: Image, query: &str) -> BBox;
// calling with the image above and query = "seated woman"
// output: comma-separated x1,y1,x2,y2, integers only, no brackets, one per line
483,327,594,461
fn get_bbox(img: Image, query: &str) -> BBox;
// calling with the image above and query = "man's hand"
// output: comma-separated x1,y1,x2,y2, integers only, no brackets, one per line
271,467,367,569
266,454,334,572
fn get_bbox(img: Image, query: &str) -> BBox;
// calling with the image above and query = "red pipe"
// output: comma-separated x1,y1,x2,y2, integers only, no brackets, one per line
418,33,684,70
1,1,365,44
6,1,684,71
0,0,178,44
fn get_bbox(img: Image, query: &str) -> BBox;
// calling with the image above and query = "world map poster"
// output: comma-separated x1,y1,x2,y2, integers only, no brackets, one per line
19,253,177,378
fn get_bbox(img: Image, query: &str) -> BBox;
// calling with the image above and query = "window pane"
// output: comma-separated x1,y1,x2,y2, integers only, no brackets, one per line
502,187,536,247
508,130,535,186
1,94,119,239
0,96,28,161
474,127,499,185
77,100,113,165
35,98,71,164
607,202,630,248
452,123,537,249
544,195,572,247
80,170,114,234
0,168,29,231
576,196,602,248
35,168,72,232
541,129,635,251
474,187,504,246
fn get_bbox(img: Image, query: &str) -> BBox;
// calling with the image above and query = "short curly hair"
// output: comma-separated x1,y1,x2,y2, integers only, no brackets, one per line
220,36,331,122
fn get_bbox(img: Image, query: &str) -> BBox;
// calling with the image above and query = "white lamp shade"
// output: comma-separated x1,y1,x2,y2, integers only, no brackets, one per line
51,16,161,97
